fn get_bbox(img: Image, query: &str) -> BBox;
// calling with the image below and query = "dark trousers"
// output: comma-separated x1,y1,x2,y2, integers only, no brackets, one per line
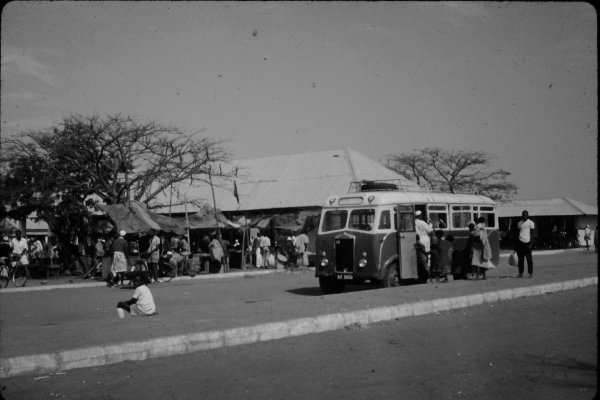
117,301,131,312
516,240,533,275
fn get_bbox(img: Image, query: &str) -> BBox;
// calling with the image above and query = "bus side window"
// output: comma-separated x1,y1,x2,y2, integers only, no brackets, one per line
379,210,391,229
479,213,496,228
477,206,496,228
427,205,448,229
451,205,472,229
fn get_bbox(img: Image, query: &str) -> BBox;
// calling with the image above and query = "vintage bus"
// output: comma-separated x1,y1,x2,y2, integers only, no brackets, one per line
315,180,500,293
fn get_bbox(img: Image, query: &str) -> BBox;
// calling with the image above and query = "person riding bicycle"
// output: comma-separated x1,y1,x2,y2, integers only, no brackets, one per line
10,230,29,265
145,229,161,283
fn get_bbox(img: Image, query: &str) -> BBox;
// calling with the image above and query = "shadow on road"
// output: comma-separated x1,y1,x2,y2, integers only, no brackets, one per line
286,285,375,296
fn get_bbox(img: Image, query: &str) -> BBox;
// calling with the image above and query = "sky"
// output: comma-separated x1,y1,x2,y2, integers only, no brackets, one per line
1,1,597,206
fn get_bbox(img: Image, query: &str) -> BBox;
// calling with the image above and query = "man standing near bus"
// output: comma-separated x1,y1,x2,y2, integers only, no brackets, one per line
295,230,309,268
415,210,433,253
516,210,535,278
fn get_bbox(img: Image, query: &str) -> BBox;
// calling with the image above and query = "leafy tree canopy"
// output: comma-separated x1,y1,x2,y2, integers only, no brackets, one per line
1,114,233,254
387,147,518,200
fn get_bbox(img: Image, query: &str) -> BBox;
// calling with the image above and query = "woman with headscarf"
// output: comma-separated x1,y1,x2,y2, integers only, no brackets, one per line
470,217,493,280
109,230,129,287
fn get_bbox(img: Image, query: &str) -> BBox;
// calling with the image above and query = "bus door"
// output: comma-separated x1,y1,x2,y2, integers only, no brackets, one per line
396,205,418,279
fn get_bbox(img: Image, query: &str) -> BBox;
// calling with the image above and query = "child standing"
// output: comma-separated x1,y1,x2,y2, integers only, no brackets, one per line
415,234,429,284
116,275,157,318
437,232,454,283
429,231,443,283
430,230,454,283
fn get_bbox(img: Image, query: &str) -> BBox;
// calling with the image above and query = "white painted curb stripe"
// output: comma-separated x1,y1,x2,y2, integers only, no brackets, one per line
1,277,596,378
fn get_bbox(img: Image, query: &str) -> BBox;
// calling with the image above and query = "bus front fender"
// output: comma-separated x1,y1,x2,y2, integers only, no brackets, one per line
378,255,400,281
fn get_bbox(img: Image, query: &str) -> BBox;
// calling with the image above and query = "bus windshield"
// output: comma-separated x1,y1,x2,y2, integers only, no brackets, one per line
348,209,375,231
321,210,348,232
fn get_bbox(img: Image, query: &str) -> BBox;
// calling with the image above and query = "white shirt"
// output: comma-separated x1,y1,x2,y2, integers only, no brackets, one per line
260,236,271,248
295,234,309,253
10,237,29,265
11,238,28,256
518,219,535,243
415,219,433,252
133,285,156,315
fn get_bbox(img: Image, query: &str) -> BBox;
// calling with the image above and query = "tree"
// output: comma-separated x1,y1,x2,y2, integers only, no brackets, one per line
1,114,233,257
387,147,518,200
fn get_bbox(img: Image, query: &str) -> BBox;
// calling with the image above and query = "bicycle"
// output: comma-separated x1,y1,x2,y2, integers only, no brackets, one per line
0,255,30,288
132,258,176,283
82,259,103,280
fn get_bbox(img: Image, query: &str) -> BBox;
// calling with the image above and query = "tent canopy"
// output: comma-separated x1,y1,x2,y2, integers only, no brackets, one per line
96,201,185,235
96,201,238,235
187,213,234,230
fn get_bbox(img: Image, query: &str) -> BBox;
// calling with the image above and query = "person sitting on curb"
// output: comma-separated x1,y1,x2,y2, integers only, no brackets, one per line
116,275,157,319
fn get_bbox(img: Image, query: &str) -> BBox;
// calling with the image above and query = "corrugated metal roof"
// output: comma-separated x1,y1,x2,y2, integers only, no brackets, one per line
150,148,418,213
497,198,598,218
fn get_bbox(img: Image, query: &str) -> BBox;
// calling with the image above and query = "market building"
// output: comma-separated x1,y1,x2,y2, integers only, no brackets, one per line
149,148,420,253
497,197,598,249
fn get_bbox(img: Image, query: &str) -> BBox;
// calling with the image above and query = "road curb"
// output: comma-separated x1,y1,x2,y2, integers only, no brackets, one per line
0,269,279,294
1,277,596,378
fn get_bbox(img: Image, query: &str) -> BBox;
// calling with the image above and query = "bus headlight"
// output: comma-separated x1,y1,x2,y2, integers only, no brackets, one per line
358,252,367,268
320,251,329,267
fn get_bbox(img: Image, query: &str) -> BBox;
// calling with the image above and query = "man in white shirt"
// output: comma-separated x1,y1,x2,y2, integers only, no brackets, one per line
260,233,271,268
415,210,433,252
116,275,157,318
516,210,535,278
10,230,29,265
295,232,309,267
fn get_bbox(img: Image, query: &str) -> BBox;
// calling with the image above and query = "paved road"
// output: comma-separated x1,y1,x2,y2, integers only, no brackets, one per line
0,251,596,378
2,285,596,400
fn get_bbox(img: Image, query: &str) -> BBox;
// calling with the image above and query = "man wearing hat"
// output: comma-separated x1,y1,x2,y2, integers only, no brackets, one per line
109,230,129,287
415,210,433,253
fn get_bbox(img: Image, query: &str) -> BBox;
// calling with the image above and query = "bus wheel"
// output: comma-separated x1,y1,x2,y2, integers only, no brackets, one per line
319,276,345,294
381,263,399,288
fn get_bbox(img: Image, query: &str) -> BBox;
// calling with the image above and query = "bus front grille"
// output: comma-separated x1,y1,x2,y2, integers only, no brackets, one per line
334,237,354,273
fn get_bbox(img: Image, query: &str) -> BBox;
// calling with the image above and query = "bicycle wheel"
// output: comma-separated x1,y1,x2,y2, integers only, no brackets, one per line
12,264,29,287
0,266,10,288
83,261,102,279
156,262,175,283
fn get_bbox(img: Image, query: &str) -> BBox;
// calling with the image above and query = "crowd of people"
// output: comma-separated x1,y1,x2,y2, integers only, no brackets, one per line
414,210,537,283
0,230,62,270
249,231,309,269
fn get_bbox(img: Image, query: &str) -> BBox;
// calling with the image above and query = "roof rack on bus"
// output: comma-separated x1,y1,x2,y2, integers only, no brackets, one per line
348,180,427,193
348,180,480,195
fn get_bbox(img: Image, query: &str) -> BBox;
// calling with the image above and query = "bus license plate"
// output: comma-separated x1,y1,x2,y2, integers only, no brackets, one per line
337,274,353,280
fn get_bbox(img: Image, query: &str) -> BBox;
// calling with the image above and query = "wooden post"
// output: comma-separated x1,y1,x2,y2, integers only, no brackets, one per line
207,164,224,273
241,223,246,271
